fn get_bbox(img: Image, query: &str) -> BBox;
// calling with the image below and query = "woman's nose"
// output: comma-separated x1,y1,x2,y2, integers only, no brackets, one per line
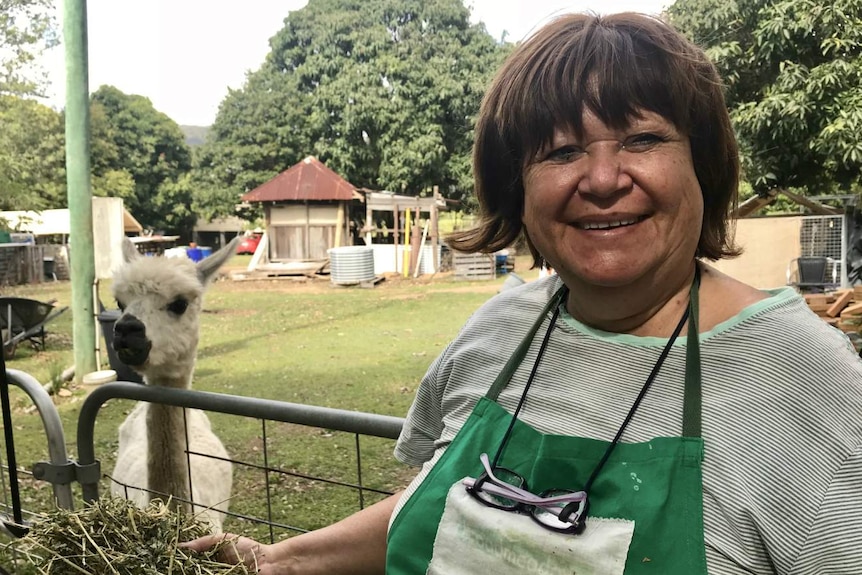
577,142,632,197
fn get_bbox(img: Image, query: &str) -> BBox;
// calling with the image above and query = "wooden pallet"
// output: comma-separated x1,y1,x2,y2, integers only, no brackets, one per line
453,253,496,281
360,276,386,289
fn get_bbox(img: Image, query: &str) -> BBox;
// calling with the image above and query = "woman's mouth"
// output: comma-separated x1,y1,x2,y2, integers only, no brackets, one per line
575,215,648,230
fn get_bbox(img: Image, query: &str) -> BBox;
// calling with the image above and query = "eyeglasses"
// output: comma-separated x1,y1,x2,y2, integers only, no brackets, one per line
464,453,589,533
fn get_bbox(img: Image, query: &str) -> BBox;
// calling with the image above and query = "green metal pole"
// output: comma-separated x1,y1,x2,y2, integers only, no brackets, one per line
64,0,96,383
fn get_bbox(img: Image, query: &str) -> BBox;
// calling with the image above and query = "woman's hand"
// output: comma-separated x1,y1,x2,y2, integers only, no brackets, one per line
180,493,401,575
182,533,274,573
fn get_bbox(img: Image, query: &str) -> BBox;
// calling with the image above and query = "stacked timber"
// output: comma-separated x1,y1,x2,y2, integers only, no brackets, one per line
804,286,862,334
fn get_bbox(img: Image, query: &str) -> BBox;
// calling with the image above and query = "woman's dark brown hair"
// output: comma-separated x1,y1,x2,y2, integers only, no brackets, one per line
448,12,740,265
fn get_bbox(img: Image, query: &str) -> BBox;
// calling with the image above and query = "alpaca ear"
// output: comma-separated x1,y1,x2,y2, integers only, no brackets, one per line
121,237,142,263
196,236,241,284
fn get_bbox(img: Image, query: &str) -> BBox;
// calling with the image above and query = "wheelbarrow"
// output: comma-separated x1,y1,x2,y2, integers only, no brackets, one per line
1,297,69,359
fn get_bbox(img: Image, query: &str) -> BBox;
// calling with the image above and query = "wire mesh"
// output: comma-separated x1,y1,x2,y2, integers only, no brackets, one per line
800,215,847,284
78,382,407,545
800,215,843,258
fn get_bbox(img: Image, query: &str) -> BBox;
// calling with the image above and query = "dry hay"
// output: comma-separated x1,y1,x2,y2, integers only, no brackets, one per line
1,497,252,574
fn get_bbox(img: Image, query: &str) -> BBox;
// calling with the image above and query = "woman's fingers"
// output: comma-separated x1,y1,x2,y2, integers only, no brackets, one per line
226,536,266,567
181,534,266,567
181,534,228,553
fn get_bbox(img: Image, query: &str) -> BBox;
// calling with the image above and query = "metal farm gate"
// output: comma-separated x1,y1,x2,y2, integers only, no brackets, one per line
0,370,75,531
76,382,405,540
0,374,406,553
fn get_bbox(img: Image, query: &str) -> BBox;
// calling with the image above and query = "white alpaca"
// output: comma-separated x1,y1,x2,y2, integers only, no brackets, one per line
109,237,239,532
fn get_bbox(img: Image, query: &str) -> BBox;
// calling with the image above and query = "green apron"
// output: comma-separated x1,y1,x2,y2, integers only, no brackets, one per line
387,278,707,574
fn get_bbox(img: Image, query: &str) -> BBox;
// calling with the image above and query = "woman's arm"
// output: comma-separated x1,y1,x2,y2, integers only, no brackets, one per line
183,492,401,575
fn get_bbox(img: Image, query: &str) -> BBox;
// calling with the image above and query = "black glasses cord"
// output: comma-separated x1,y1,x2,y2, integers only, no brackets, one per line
490,293,565,469
559,290,695,524
582,305,690,494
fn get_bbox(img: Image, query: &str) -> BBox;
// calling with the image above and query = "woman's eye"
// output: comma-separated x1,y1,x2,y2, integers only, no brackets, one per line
544,145,584,162
166,298,189,316
622,133,664,151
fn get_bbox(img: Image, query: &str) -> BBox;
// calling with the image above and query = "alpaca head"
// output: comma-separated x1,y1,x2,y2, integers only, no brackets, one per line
111,238,239,384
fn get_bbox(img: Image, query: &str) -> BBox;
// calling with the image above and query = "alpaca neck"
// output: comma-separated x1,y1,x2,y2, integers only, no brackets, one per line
146,393,192,513
145,371,193,390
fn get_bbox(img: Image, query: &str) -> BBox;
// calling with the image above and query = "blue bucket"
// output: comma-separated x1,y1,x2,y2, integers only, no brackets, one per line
187,247,203,262
199,246,213,259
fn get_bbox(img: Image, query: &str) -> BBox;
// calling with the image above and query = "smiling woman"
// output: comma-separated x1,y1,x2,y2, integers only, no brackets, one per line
184,11,862,575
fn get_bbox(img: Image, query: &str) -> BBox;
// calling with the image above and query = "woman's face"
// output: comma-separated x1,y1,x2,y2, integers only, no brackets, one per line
521,109,703,288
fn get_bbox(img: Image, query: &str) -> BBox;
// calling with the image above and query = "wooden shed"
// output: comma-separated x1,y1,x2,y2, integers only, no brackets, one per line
241,157,362,266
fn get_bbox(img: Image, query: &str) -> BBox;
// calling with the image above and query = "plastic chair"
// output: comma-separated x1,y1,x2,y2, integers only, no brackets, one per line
786,256,839,293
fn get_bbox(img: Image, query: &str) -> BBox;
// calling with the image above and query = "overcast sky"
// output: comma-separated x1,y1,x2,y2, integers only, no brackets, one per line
39,0,668,126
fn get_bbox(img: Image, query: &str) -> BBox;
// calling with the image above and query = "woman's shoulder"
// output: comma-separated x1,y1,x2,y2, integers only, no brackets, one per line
696,264,862,380
698,264,773,331
700,267,862,387
449,276,565,344
470,275,562,319
699,265,834,335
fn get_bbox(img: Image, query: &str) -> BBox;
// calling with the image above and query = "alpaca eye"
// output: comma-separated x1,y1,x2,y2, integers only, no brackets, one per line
166,298,189,315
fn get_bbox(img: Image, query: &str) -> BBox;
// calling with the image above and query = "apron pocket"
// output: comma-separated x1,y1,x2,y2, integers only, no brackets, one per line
427,481,636,575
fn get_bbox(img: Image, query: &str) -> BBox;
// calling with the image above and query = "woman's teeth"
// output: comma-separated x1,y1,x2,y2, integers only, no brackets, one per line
579,218,640,230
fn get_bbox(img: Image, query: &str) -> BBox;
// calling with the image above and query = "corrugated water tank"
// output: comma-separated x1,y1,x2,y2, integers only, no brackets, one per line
328,246,376,285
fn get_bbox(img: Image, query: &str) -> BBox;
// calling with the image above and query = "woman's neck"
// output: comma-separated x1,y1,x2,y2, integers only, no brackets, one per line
563,263,698,337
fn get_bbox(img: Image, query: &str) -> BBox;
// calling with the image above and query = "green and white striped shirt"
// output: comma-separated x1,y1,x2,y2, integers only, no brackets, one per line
394,276,862,574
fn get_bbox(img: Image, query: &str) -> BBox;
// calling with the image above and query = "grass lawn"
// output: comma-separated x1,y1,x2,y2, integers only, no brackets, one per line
1,254,540,556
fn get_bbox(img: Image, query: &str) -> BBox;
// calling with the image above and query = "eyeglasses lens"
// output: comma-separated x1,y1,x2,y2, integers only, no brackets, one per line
532,505,575,529
532,489,585,532
474,468,524,509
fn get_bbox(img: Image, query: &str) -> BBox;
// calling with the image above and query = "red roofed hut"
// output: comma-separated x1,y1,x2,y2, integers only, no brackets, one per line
240,156,363,273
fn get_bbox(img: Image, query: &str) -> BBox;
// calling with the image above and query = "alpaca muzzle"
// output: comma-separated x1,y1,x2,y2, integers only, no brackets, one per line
113,314,152,366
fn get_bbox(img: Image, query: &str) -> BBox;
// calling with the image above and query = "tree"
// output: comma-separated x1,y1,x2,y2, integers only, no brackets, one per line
90,85,195,235
668,0,862,195
0,86,195,234
192,78,306,221
88,100,137,200
0,0,58,97
195,0,506,218
0,93,156,213
0,95,64,210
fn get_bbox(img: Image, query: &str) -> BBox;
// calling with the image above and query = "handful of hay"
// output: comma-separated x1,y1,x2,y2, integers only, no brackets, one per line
3,497,251,574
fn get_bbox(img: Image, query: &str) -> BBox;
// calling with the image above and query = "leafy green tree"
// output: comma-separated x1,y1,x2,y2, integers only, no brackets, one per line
195,0,506,218
153,172,197,233
0,95,64,210
0,95,152,213
192,79,305,220
668,0,862,195
90,168,136,201
0,0,57,97
90,85,195,234
87,100,137,200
